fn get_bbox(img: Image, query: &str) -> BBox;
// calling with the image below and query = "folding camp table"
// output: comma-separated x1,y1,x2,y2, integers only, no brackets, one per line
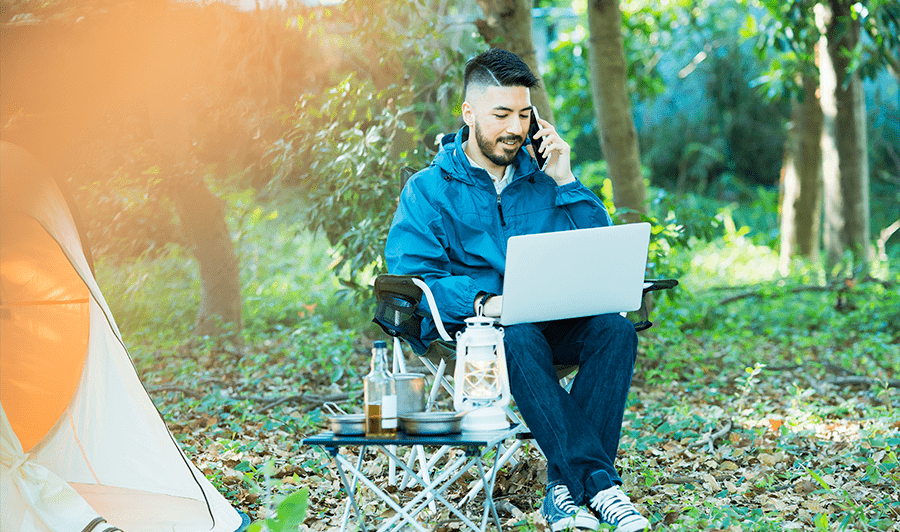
302,425,521,532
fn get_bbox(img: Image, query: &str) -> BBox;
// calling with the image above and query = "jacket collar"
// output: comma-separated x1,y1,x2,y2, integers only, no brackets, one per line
434,126,538,186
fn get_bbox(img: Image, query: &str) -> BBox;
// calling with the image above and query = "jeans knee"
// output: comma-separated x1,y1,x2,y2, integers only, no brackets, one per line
592,313,637,344
502,323,551,368
503,323,542,349
612,314,638,347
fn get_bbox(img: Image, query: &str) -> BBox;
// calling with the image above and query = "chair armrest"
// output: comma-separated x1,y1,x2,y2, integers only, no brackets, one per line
374,274,426,301
372,274,454,343
633,278,679,331
408,278,454,342
642,278,679,294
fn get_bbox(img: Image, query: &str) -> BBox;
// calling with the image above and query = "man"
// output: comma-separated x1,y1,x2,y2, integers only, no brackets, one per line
385,48,650,532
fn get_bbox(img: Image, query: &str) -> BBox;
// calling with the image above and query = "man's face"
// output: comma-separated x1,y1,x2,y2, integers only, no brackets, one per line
463,85,532,170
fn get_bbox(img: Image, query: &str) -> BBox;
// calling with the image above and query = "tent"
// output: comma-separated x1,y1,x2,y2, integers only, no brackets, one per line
0,141,247,532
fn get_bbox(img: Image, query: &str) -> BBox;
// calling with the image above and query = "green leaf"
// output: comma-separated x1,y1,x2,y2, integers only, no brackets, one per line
806,468,831,490
276,487,310,531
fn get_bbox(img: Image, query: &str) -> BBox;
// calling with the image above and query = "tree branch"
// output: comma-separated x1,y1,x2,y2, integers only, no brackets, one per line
147,385,204,399
827,376,900,389
688,418,733,452
257,392,350,413
718,282,838,305
761,363,899,391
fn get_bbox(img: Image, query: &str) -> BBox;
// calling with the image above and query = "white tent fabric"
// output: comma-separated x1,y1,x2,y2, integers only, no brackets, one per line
1,404,103,531
0,141,245,532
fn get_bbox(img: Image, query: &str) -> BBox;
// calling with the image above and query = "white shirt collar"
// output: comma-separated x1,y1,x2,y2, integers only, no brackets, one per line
462,141,513,194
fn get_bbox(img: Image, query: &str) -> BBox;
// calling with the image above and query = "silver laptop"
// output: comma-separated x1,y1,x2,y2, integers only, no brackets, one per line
499,223,651,326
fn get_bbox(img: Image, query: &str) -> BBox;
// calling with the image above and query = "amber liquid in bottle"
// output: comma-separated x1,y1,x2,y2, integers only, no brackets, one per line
365,403,397,438
364,341,397,438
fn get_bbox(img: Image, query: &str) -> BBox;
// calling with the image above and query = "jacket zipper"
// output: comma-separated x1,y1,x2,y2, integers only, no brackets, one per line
496,194,506,226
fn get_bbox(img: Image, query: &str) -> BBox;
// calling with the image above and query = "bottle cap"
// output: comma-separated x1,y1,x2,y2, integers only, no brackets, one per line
373,340,387,349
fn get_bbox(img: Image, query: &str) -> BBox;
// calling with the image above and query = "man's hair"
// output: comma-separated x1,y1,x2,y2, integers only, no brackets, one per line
464,48,539,97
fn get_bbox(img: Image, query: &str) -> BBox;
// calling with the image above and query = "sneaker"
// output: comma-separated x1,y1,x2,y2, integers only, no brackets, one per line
540,482,601,531
588,486,650,532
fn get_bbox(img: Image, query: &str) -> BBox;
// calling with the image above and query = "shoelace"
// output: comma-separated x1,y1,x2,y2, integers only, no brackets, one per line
551,484,580,514
593,487,641,524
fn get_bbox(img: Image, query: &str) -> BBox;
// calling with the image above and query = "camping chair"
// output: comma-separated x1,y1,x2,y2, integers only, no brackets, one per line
372,273,678,500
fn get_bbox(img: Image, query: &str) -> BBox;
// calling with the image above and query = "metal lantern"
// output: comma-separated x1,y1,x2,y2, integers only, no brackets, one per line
453,315,510,432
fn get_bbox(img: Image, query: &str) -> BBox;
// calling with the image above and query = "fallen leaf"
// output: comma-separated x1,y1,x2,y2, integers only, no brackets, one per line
758,453,778,466
794,478,818,495
702,473,720,492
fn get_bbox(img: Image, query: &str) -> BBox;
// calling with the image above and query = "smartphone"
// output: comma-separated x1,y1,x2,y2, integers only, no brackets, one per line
528,108,547,170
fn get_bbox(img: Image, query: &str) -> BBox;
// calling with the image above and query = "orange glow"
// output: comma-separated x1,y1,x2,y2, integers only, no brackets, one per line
0,216,90,452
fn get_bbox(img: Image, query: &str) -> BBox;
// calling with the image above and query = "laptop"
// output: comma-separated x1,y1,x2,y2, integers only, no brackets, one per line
499,222,651,326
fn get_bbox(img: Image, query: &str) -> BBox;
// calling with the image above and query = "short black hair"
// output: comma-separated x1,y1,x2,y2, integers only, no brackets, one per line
464,48,539,96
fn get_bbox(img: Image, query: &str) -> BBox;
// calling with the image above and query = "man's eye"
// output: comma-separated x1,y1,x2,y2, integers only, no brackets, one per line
493,114,507,119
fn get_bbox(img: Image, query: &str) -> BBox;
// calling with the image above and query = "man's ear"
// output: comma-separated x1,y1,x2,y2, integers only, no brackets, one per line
461,101,475,126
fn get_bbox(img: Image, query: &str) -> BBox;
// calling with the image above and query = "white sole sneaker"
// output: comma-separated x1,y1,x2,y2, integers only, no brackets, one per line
589,486,650,532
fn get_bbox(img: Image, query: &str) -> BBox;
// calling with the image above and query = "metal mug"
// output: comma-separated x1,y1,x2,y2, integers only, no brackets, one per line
393,373,426,415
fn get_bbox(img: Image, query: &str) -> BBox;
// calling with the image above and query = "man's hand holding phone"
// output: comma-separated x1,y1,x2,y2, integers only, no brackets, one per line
529,109,575,186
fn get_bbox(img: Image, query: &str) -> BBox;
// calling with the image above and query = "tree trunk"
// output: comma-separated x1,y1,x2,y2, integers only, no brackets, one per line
818,4,843,270
173,173,243,340
779,71,824,274
828,0,870,269
779,111,801,275
473,0,556,125
820,1,871,272
794,72,824,259
586,0,646,220
148,80,244,342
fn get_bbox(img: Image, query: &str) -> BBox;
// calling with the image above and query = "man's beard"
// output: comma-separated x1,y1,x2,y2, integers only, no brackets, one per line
474,121,522,168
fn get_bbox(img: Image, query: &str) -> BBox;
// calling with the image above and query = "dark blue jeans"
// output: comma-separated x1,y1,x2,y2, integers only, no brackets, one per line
502,313,637,505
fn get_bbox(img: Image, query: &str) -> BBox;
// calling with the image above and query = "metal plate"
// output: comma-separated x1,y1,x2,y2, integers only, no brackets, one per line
329,414,366,435
399,411,463,435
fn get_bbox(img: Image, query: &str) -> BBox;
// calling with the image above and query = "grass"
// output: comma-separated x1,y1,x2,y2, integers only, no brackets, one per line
94,195,899,531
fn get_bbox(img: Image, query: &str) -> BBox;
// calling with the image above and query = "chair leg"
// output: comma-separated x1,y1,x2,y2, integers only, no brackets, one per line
391,337,407,373
387,338,410,486
388,444,397,486
424,358,447,411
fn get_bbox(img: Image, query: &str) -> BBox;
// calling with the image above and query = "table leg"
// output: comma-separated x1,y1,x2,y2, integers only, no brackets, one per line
333,451,369,532
305,426,521,532
373,447,490,532
333,452,432,532
460,438,524,505
471,443,503,532
340,445,369,531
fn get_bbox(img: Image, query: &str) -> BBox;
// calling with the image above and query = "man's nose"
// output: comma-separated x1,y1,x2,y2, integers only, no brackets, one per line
507,116,524,136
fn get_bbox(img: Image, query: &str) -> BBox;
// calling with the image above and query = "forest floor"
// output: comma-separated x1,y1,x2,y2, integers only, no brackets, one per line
139,275,900,531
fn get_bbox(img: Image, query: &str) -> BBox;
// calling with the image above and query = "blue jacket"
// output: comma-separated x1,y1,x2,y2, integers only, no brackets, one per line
385,125,612,346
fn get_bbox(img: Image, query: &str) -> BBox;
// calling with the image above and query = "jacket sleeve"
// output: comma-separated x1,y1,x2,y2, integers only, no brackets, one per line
554,179,614,228
385,176,481,340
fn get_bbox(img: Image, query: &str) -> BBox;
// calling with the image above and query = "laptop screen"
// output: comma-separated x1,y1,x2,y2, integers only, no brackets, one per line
499,223,651,326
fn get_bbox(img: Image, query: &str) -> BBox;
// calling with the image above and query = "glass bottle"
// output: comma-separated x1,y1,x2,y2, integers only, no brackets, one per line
364,340,397,438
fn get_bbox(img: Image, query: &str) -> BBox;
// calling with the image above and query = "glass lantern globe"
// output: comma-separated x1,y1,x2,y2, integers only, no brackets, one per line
453,315,510,431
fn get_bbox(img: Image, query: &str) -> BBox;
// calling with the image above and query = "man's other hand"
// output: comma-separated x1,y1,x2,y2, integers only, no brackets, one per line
482,295,502,318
